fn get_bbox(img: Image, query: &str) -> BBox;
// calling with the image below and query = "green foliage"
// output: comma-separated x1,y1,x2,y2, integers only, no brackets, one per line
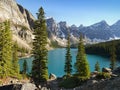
86,40,117,70
59,77,79,89
109,41,116,70
59,76,87,89
74,34,90,79
0,80,2,85
64,33,72,77
0,21,13,78
95,61,100,72
32,7,48,86
12,42,20,77
96,72,111,79
86,39,120,58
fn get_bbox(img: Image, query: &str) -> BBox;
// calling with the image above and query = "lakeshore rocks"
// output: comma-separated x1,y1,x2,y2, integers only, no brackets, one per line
102,67,111,73
49,73,57,80
0,84,22,90
21,83,37,90
113,66,120,75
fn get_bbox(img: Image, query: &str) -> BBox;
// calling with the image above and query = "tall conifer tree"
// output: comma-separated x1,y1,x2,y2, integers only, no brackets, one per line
0,21,12,78
74,34,90,79
64,32,72,77
95,61,100,72
12,42,20,76
32,7,48,86
110,41,116,70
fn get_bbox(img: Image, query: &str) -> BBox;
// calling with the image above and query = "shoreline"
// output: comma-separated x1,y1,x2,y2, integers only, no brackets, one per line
18,54,33,59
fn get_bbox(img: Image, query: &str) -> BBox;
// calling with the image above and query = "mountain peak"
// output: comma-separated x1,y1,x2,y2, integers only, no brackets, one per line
100,20,107,23
71,24,77,28
91,20,109,27
59,21,67,25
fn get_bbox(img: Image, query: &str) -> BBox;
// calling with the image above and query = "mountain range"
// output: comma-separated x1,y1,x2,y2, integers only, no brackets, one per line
46,17,120,45
1,0,120,48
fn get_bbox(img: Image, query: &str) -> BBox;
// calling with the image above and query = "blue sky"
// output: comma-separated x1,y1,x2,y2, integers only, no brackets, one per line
16,0,120,26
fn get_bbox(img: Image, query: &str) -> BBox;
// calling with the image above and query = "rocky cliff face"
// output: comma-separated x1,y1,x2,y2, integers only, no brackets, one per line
46,18,79,47
0,0,35,49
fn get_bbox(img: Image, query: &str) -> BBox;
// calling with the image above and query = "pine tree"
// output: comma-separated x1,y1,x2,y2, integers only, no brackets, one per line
95,61,100,72
23,60,28,74
64,32,72,77
110,41,116,70
74,34,90,79
12,42,20,76
0,21,12,78
32,7,48,86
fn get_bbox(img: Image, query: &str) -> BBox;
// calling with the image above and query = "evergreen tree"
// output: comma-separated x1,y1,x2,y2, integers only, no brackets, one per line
0,21,12,78
95,61,100,72
74,34,90,79
12,42,20,76
23,60,28,74
110,41,116,70
64,32,72,77
32,7,48,86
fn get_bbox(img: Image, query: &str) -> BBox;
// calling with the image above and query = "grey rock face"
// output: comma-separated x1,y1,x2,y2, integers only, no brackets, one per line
21,83,37,90
0,0,35,49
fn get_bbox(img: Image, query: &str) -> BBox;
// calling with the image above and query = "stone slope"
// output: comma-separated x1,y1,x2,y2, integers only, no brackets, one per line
0,0,35,49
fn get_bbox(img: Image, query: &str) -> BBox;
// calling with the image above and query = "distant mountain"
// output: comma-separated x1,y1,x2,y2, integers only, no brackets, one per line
1,0,120,48
110,20,120,37
46,18,78,47
79,20,113,40
46,18,120,45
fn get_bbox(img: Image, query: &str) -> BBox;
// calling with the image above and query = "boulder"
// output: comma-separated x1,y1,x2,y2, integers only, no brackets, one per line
113,66,120,75
21,83,37,90
49,73,57,80
91,71,99,78
87,80,98,86
102,68,111,73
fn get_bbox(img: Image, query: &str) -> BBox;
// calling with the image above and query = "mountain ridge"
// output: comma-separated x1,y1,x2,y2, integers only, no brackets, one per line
46,17,120,44
1,0,120,48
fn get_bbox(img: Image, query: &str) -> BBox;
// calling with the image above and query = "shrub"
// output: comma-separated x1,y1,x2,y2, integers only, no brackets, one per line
59,77,79,89
0,80,2,85
59,75,88,89
96,72,111,79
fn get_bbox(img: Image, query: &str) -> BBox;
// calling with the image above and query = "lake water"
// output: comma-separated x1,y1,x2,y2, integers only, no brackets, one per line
19,48,120,77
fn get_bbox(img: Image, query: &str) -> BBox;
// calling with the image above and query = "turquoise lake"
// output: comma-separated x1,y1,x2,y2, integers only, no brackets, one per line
19,48,120,77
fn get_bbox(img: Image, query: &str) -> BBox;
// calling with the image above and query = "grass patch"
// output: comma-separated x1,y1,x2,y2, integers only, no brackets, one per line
59,75,88,89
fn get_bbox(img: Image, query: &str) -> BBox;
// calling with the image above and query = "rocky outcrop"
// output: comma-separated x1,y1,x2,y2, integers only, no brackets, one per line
0,0,35,49
49,73,57,80
102,67,112,73
0,83,37,90
0,84,22,90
